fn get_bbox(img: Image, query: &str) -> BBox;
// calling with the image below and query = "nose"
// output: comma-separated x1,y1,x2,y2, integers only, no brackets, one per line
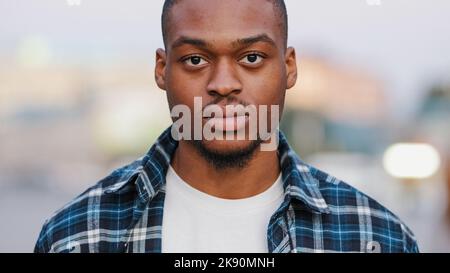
206,58,242,97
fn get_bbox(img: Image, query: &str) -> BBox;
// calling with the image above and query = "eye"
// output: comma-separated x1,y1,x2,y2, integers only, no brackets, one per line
239,53,264,65
183,55,208,67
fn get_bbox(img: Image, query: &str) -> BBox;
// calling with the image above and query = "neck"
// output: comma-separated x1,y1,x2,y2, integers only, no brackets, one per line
171,140,281,199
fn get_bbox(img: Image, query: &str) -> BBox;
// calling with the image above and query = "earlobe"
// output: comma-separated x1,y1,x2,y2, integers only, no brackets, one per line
155,48,167,90
285,47,298,90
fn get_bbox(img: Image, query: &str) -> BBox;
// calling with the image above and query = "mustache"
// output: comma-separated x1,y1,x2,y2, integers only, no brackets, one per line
202,96,250,112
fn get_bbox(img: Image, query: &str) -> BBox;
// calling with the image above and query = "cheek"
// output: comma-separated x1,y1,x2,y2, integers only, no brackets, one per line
166,67,207,106
246,68,286,105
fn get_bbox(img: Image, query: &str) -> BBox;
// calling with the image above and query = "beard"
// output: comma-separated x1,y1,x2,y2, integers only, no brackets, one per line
191,138,263,171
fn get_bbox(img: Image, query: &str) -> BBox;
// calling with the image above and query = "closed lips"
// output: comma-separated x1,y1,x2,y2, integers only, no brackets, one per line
203,105,249,131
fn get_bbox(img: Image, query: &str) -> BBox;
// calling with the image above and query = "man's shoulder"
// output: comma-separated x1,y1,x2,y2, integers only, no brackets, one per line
34,157,145,253
307,164,419,252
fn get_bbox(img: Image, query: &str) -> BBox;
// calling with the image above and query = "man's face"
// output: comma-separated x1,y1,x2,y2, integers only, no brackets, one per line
155,0,297,156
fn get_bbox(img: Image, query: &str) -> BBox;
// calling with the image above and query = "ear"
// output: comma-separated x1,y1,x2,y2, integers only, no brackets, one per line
155,48,167,90
285,47,298,89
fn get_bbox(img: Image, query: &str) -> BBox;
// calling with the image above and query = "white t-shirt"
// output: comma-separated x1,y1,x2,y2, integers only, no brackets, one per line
161,166,284,253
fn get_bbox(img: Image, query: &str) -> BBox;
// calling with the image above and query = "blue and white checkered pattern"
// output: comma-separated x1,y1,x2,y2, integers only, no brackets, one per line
34,127,419,253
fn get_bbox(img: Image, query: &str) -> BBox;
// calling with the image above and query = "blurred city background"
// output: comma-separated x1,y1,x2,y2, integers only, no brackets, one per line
1,0,450,252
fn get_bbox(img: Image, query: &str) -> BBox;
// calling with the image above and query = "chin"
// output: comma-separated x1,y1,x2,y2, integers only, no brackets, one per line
191,138,262,170
200,138,257,155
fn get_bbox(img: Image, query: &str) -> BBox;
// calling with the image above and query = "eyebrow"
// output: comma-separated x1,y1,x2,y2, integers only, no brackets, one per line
232,34,277,48
171,36,212,49
170,33,277,50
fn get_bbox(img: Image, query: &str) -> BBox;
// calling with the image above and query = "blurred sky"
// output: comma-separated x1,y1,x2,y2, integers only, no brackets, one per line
1,0,450,119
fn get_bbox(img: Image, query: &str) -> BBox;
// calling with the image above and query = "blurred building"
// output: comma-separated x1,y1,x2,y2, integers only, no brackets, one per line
416,84,450,219
282,56,389,157
0,60,171,193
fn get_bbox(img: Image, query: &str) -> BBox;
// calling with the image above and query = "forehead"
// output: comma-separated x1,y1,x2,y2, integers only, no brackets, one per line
166,0,283,49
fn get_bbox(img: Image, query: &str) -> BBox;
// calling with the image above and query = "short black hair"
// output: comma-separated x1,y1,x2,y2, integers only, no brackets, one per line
161,0,288,49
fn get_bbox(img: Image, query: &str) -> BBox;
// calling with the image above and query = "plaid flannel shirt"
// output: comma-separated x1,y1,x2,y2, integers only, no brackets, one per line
34,127,419,253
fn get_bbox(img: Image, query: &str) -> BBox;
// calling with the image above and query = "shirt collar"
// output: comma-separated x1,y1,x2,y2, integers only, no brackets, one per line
277,132,330,214
127,126,330,214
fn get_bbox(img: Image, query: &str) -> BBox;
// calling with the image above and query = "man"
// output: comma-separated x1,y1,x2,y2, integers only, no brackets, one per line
34,0,419,253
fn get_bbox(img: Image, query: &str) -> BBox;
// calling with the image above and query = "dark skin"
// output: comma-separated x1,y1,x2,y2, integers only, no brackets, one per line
155,0,297,199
